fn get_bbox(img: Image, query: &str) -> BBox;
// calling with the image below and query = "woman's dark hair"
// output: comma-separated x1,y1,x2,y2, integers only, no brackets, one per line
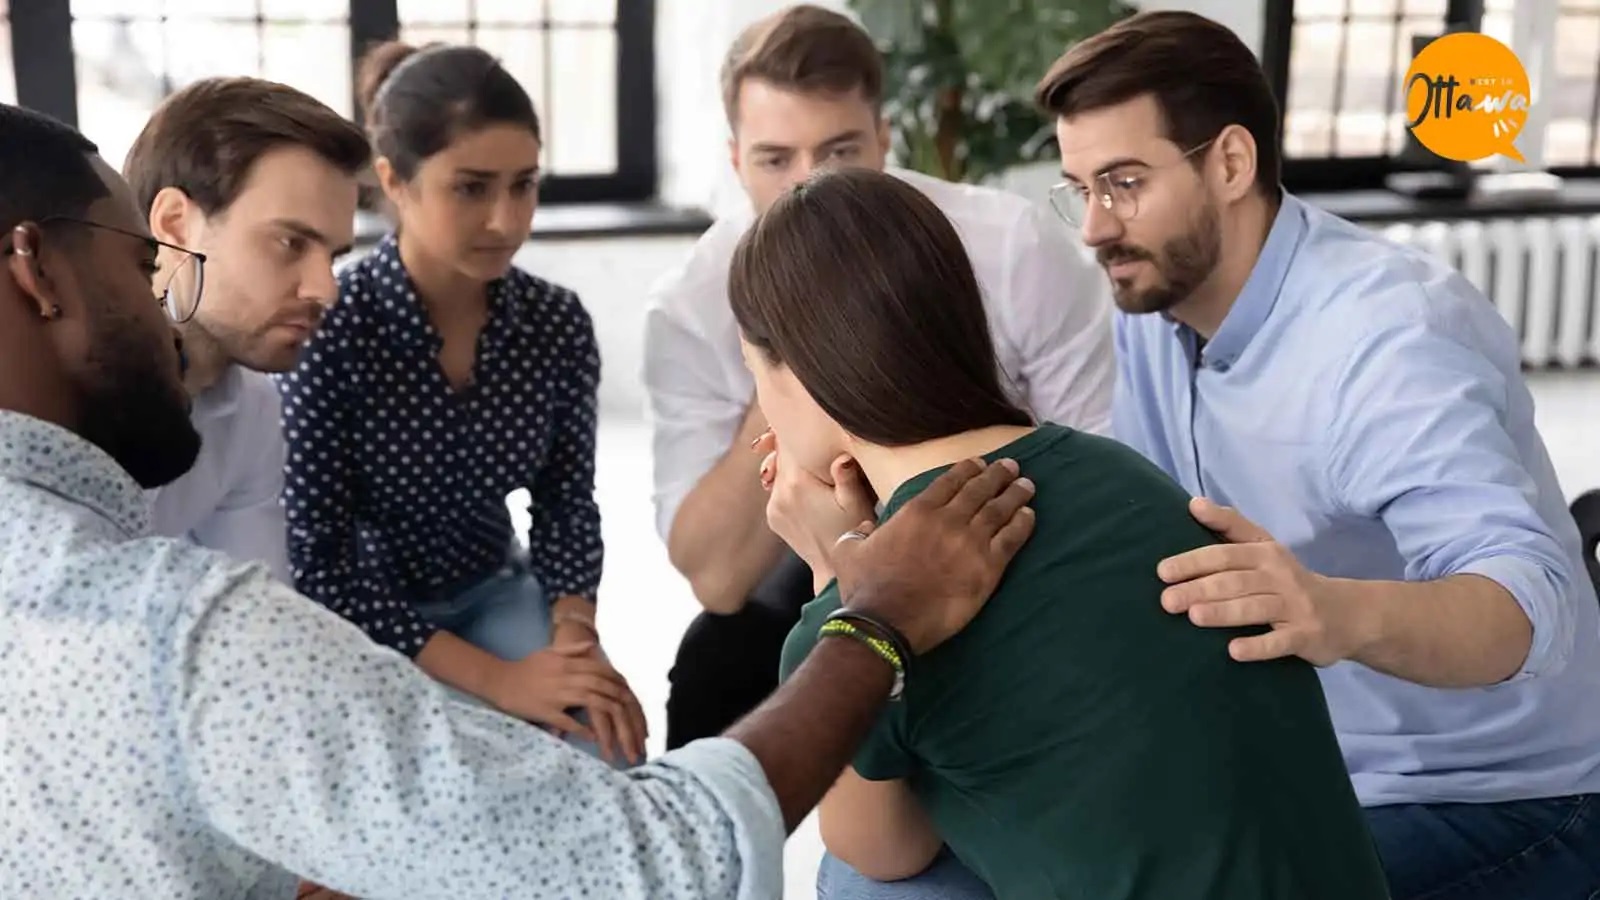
729,168,1033,447
356,39,541,180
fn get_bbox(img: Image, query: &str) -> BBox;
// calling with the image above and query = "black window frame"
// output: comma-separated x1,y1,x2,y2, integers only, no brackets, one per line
1264,0,1600,193
7,0,657,205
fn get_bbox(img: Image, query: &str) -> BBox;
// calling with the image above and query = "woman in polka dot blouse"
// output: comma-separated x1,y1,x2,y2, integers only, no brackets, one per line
278,40,647,766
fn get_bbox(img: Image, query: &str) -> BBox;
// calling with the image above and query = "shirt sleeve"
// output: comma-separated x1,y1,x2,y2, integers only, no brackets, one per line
190,392,291,585
278,305,437,657
1327,311,1578,680
527,294,604,601
642,298,749,544
174,572,784,900
994,203,1115,436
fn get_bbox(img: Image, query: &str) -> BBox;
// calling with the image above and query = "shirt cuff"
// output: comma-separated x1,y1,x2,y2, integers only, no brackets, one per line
1454,554,1574,680
657,737,785,900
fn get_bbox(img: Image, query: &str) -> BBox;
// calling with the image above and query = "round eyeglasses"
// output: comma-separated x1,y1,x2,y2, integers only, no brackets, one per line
1048,139,1215,227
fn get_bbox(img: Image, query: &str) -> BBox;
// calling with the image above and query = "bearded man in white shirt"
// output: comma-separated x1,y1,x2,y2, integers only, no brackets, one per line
127,78,370,582
643,3,1115,750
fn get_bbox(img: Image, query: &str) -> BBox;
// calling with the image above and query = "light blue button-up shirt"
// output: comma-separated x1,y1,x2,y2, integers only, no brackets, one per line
0,411,783,898
1113,193,1600,807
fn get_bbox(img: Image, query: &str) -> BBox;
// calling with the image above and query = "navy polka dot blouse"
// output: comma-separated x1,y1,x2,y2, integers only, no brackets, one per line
277,235,603,657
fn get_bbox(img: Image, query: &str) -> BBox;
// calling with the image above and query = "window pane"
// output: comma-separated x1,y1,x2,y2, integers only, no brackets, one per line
1335,20,1396,156
1285,21,1345,157
1546,10,1600,167
71,5,356,175
548,0,616,26
475,26,547,123
261,23,352,117
476,0,550,25
1348,0,1402,16
396,0,472,26
548,27,616,174
261,0,348,20
0,14,13,105
1404,0,1447,14
1294,0,1348,20
398,24,472,48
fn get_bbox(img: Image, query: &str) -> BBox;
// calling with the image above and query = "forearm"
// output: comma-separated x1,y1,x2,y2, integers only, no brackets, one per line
725,636,894,831
668,413,785,614
819,770,942,881
414,630,508,700
1342,573,1534,687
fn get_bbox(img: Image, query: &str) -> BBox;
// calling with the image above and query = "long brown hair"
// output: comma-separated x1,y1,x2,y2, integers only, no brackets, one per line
729,167,1032,447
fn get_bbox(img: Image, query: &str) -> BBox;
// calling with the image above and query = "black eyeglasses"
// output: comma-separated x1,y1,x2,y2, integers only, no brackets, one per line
3,215,207,324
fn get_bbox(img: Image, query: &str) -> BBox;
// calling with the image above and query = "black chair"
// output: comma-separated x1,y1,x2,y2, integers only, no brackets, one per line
1573,489,1600,600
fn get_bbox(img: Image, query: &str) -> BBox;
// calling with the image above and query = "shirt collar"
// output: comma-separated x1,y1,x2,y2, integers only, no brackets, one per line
367,234,537,346
1185,193,1308,369
0,410,150,537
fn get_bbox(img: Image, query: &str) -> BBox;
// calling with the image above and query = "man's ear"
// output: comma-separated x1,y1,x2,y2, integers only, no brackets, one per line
148,186,196,246
727,135,741,174
5,223,68,321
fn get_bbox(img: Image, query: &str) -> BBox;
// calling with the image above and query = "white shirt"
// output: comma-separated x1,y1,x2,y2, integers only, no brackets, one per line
643,167,1116,541
147,365,291,583
0,409,783,899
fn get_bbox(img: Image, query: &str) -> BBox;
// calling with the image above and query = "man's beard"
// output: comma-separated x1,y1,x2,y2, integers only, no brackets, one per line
78,309,202,491
1097,201,1222,315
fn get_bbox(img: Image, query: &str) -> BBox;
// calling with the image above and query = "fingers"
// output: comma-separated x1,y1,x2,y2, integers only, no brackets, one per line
943,457,1022,521
548,640,598,657
1160,569,1274,613
972,475,1036,537
558,672,630,705
829,455,877,513
543,709,594,741
591,704,619,764
624,692,649,763
1228,629,1298,663
607,695,646,766
1156,543,1265,584
988,505,1036,564
759,450,777,491
909,457,988,507
1179,593,1282,628
750,428,776,456
1188,497,1273,544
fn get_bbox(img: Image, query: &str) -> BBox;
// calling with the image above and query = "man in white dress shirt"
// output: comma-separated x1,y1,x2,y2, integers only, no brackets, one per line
127,78,370,582
643,3,1115,749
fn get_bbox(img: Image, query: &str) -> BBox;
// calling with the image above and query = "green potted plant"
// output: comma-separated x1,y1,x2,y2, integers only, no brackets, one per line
850,0,1135,184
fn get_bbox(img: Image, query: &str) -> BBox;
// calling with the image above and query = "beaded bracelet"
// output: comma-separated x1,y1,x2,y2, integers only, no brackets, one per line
819,611,912,701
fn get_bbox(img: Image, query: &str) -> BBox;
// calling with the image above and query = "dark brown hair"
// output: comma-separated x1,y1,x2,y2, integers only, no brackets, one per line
357,40,540,181
720,5,883,128
122,77,370,217
729,168,1032,446
1034,10,1282,193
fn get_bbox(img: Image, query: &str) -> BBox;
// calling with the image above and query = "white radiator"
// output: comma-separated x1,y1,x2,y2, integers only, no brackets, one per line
1379,215,1600,368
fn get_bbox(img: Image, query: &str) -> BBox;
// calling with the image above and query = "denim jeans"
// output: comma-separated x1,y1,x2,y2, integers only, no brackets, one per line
412,562,623,767
816,795,1600,899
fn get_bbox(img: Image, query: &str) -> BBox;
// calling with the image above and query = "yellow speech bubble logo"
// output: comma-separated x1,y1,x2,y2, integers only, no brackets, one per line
1404,32,1530,164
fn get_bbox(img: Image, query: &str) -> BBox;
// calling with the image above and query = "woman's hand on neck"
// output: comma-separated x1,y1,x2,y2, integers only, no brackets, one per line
849,424,1037,504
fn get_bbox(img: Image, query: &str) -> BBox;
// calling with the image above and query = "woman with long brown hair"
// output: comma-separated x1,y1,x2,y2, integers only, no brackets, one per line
735,167,1390,899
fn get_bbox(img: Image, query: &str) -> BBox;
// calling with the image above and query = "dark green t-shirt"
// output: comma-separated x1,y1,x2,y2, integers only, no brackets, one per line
780,425,1389,899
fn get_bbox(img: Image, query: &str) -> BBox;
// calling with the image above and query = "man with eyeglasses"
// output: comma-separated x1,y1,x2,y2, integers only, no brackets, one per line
0,99,1042,900
126,78,370,582
1030,10,1600,899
